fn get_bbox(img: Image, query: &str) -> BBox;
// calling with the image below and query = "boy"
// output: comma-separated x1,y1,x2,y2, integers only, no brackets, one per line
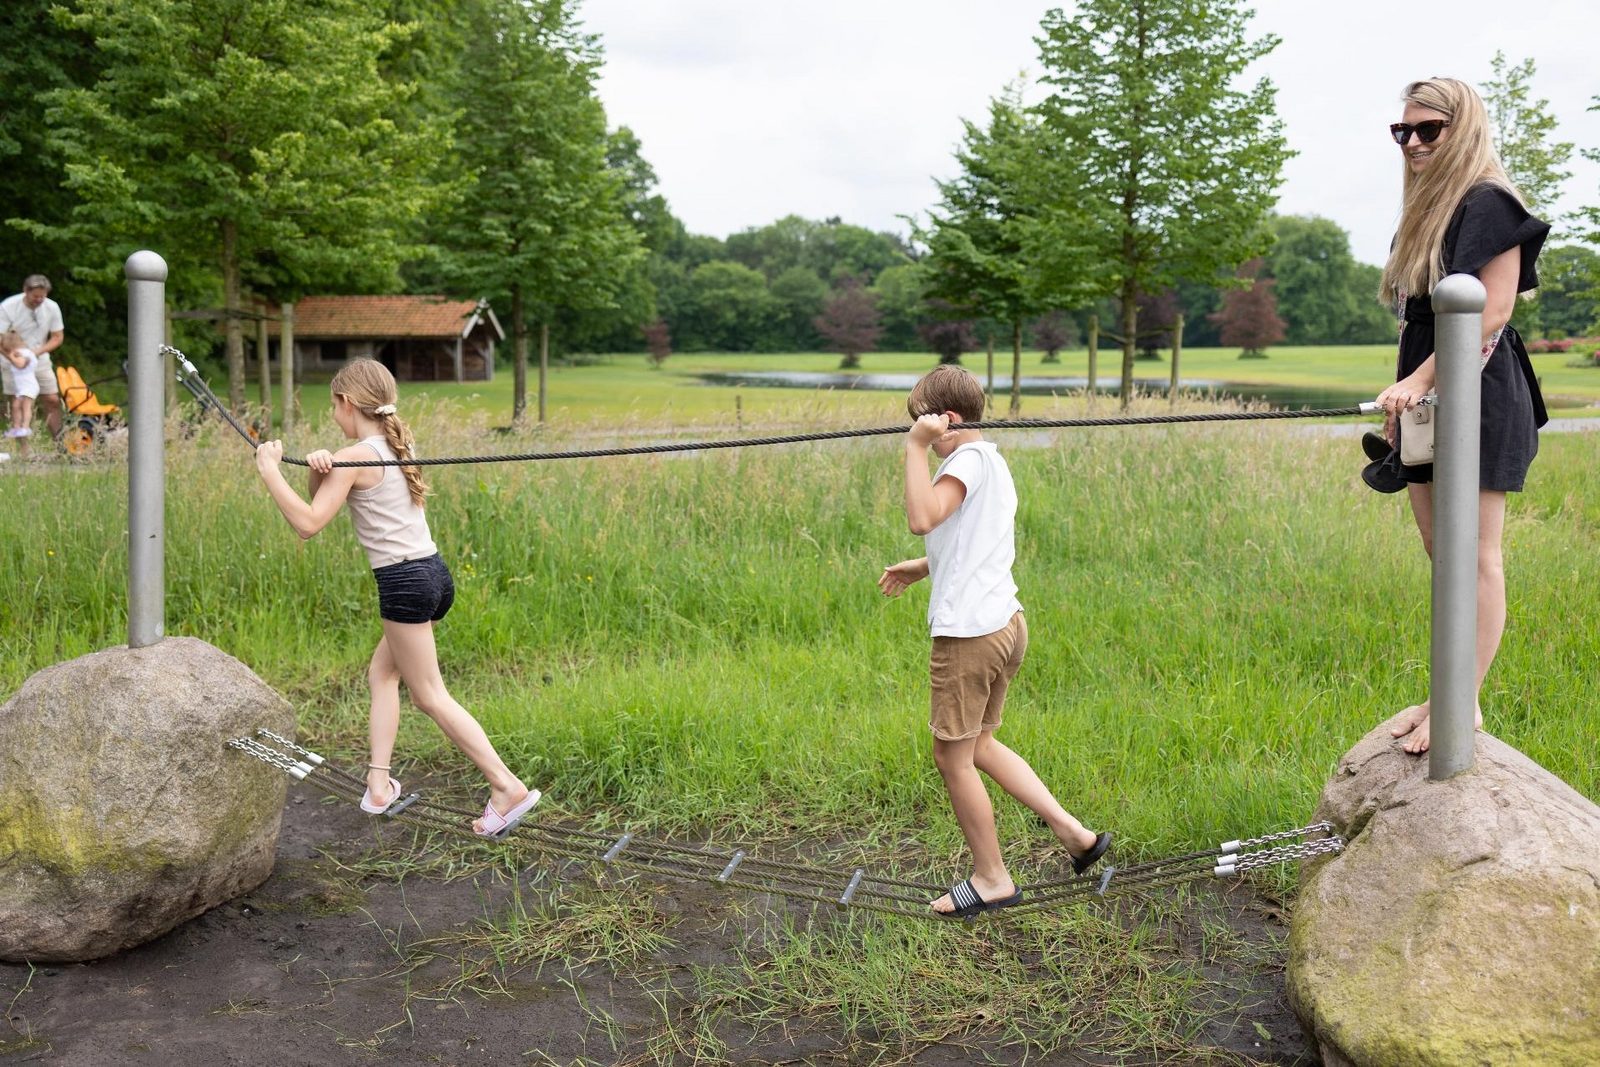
879,365,1110,917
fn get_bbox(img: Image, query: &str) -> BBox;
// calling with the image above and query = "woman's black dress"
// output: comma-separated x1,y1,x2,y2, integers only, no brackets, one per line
1397,183,1550,491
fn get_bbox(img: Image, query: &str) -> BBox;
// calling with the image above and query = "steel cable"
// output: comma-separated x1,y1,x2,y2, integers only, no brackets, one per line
237,734,1343,920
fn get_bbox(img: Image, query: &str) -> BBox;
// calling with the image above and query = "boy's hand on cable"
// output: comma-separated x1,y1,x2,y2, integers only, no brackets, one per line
878,559,926,597
255,439,284,475
305,449,335,474
908,413,950,449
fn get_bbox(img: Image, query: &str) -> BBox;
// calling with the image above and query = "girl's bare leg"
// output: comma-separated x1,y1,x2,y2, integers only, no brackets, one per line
365,635,402,806
381,618,528,831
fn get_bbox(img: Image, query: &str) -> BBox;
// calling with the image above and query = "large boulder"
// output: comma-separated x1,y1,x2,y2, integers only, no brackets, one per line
1288,718,1600,1066
0,638,293,962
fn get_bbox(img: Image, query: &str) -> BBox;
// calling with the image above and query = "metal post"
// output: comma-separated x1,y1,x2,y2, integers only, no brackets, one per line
279,302,296,437
1428,273,1485,780
126,250,168,648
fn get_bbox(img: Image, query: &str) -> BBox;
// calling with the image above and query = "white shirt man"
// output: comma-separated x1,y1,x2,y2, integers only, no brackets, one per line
0,275,65,436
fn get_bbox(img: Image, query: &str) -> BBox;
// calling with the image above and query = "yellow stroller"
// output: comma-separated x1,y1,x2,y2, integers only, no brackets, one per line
55,365,122,456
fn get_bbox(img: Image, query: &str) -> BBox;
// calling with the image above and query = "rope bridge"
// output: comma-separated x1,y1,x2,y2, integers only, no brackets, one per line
166,345,1381,469
232,729,1345,921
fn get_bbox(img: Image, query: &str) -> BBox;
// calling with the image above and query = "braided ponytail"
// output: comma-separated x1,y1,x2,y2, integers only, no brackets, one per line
329,359,430,507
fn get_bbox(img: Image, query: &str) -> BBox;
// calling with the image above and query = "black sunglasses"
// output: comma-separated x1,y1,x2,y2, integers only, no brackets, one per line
1390,120,1450,146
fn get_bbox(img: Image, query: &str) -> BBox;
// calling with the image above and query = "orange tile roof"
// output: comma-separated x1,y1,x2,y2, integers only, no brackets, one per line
272,296,485,339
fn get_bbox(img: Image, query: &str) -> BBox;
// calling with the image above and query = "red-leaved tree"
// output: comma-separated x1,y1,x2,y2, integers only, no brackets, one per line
814,275,882,369
1031,309,1076,363
1210,258,1286,358
642,318,671,367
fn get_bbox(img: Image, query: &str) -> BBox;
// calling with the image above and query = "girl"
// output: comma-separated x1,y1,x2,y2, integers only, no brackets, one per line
254,359,539,836
2,331,38,449
1376,77,1550,755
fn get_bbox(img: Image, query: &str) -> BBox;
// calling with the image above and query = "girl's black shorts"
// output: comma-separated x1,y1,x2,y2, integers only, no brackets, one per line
373,553,455,624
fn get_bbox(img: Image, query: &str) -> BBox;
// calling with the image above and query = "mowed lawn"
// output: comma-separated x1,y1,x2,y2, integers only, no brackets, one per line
297,343,1600,429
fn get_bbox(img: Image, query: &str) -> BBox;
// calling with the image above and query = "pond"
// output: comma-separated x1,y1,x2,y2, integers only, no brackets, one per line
697,370,1377,411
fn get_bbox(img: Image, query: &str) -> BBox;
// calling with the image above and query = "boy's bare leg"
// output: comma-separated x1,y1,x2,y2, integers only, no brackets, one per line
381,619,529,832
929,735,1014,913
973,731,1100,853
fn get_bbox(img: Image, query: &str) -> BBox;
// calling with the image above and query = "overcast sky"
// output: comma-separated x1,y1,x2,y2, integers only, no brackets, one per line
579,0,1600,270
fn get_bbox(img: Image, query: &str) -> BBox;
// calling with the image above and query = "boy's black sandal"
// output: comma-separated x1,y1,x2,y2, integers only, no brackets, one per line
1072,831,1113,875
936,879,1024,919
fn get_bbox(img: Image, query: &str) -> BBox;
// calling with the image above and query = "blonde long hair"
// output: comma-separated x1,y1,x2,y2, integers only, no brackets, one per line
1380,77,1523,305
329,359,428,507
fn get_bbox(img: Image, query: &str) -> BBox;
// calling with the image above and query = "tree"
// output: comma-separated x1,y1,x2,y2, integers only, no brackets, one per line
870,263,927,351
769,266,827,350
642,319,671,367
814,275,881,369
1483,52,1574,217
26,0,446,412
1029,0,1292,408
1134,289,1180,358
434,0,642,423
34,0,444,412
917,85,1045,414
918,308,979,365
0,0,114,367
1030,310,1076,363
680,261,775,351
1210,258,1286,358
1575,95,1600,302
1530,244,1600,338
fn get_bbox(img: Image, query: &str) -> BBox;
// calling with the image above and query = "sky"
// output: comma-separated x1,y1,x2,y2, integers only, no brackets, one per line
579,0,1600,270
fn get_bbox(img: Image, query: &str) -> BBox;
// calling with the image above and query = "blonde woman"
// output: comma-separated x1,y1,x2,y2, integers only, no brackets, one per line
254,359,539,836
1376,77,1550,754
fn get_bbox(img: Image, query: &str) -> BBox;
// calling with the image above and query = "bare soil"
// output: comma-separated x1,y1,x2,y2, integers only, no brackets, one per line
1,791,1315,1066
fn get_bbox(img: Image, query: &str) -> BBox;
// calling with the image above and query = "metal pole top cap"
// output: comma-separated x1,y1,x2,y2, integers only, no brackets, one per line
1431,272,1486,314
124,250,168,282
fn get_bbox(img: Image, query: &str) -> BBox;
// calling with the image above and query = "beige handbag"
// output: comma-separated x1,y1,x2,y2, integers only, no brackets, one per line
1399,395,1436,466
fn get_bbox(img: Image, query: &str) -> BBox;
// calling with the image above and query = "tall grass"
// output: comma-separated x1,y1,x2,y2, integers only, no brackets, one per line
3,399,1597,869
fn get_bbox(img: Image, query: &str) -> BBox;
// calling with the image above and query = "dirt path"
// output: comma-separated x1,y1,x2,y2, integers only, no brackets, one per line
2,792,1315,1065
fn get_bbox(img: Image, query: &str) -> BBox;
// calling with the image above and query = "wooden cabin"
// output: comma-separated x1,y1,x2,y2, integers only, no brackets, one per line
274,296,501,382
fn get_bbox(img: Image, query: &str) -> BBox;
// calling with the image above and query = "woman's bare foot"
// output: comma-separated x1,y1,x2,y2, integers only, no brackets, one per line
930,871,1016,914
471,782,531,834
1393,702,1484,755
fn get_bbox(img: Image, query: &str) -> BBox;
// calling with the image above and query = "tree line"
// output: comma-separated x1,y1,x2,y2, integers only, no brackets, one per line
2,0,1597,420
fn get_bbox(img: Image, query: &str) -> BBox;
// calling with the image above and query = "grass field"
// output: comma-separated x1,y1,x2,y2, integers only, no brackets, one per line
5,378,1598,1060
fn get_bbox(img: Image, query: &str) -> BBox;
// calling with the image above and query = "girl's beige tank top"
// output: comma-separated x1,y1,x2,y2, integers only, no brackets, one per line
346,435,437,569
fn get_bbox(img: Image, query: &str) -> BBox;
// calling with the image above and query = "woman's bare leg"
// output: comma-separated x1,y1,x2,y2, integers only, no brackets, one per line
1392,486,1499,753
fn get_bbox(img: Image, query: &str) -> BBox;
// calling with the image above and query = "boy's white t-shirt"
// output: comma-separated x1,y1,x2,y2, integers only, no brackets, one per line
924,440,1022,638
7,348,39,399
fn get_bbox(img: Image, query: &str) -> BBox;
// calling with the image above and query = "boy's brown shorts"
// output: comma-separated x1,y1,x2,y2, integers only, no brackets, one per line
929,611,1027,741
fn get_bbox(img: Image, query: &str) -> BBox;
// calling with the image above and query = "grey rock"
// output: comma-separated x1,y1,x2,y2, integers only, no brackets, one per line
1288,716,1600,1066
0,638,292,962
